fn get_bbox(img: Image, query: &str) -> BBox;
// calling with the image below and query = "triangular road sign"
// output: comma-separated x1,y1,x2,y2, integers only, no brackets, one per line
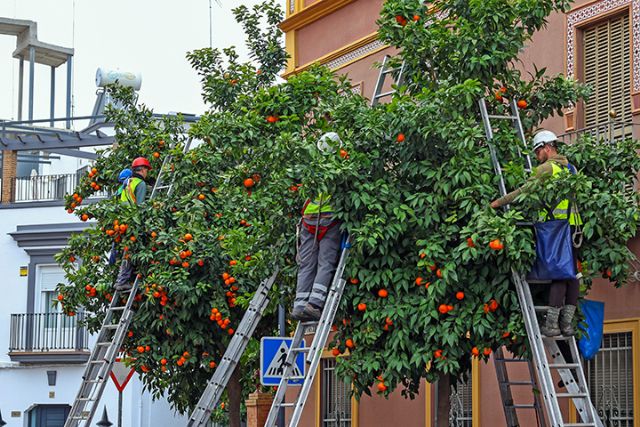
265,341,302,378
110,358,135,392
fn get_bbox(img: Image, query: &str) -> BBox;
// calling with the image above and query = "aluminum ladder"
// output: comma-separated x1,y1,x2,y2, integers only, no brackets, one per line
371,55,406,106
264,235,351,427
479,98,603,427
187,270,280,426
64,139,192,427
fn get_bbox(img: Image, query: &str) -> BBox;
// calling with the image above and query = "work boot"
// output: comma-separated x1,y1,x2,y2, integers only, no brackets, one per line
540,307,561,337
291,306,306,321
300,304,322,322
560,305,577,336
114,282,133,291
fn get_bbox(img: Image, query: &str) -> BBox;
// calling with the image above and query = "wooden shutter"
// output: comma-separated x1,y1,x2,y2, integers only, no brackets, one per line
582,13,631,127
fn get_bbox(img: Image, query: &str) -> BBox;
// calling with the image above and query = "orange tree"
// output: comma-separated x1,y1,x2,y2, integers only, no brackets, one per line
55,0,640,424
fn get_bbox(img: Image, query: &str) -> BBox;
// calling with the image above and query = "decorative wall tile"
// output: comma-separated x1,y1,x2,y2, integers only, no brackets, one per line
325,40,385,70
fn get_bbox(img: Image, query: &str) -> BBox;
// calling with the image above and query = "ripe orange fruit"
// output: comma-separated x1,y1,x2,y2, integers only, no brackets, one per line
436,269,442,278
489,239,504,250
266,115,279,123
153,152,160,158
357,303,367,311
413,14,420,21
483,347,492,356
161,358,167,365
500,86,507,93
345,339,354,349
209,361,217,368
377,382,387,392
198,194,205,200
331,348,340,357
489,299,499,311
517,99,528,109
130,236,136,242
182,261,189,268
339,149,349,159
69,256,76,263
495,91,503,102
229,260,237,266
447,304,454,312
396,133,405,142
228,328,234,335
502,331,511,338
385,317,393,325
471,347,480,357
145,345,151,352
377,289,388,298
349,277,359,284
137,346,145,353
127,331,134,337
81,213,89,222
456,291,464,300
419,253,426,259
438,304,448,314
415,277,423,286
222,272,230,280
433,349,443,358
57,294,64,301
243,178,255,188
430,263,437,271
466,237,475,248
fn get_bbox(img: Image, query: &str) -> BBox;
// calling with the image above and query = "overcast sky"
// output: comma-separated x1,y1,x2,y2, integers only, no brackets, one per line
0,0,282,124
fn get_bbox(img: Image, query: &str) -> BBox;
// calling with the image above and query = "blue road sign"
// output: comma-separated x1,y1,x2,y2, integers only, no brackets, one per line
260,337,306,386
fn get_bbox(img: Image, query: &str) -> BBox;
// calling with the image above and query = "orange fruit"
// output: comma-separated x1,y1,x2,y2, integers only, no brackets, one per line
229,260,237,266
466,237,475,248
57,294,64,301
489,239,504,250
184,233,193,242
331,348,340,357
489,299,499,311
345,339,354,349
181,261,189,268
209,361,217,368
153,152,160,158
483,348,492,356
456,291,464,300
396,133,405,142
377,289,388,298
161,358,167,365
415,277,423,286
413,14,420,21
130,236,136,242
517,99,528,109
222,272,230,280
438,304,448,314
494,92,503,102
243,178,255,188
197,194,205,200
433,349,442,358
69,256,76,263
339,149,349,159
145,345,151,352
81,214,89,222
377,382,387,392
436,269,443,278
471,347,480,357
349,277,359,284
357,303,367,311
137,346,145,353
228,328,234,335
266,115,279,123
502,331,511,338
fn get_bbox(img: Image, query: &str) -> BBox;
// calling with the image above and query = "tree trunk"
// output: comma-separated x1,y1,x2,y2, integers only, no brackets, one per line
228,366,243,427
436,373,451,427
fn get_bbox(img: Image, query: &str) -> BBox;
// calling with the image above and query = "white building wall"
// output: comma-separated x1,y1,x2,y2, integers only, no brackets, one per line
0,206,189,426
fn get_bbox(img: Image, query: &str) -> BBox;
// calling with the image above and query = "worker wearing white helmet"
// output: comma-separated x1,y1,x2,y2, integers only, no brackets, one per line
292,132,343,321
491,129,582,338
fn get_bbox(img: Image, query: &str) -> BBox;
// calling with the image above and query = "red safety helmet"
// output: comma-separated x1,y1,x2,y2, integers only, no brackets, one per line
131,157,152,170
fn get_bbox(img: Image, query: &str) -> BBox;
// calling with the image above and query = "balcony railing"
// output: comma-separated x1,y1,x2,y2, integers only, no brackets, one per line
558,120,638,145
8,173,109,203
9,312,89,353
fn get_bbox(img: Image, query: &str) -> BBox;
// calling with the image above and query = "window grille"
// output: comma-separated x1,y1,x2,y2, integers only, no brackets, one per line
320,358,352,427
450,376,473,427
582,13,631,129
586,332,634,426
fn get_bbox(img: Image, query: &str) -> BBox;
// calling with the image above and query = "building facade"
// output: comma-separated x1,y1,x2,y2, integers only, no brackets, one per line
0,17,188,427
280,1,640,426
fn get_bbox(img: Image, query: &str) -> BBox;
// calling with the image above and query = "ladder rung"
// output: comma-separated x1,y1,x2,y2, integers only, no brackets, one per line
70,415,90,420
89,360,106,364
557,392,589,398
506,403,536,409
286,376,306,380
488,114,518,120
549,363,581,369
542,335,571,341
534,306,551,311
95,342,112,346
291,347,309,353
278,402,295,408
103,324,119,329
500,380,534,386
563,424,597,427
77,397,96,401
375,90,396,98
109,306,127,312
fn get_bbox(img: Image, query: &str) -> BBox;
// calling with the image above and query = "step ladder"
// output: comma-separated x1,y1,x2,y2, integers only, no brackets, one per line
64,139,192,427
494,347,546,427
187,270,280,426
479,98,603,427
264,235,351,427
371,55,406,106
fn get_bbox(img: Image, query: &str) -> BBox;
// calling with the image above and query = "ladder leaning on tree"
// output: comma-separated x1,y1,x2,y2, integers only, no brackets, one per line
64,139,193,427
479,97,603,427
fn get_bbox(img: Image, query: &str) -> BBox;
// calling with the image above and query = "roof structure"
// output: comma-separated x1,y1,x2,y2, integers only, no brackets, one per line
0,17,74,67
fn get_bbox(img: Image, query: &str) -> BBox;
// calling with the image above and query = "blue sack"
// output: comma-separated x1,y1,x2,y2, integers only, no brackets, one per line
528,219,577,281
578,299,604,360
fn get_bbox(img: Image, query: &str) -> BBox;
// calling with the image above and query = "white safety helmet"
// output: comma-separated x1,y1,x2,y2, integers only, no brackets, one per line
532,130,558,151
316,132,342,153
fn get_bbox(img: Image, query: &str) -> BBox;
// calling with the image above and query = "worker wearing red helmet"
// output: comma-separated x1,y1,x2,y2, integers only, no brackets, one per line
115,157,152,291
120,157,152,206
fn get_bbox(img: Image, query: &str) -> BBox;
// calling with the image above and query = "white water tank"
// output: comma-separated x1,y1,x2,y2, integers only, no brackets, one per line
95,68,142,90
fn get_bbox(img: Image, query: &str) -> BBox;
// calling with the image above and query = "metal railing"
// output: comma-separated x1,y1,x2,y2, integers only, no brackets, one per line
9,173,109,202
558,119,638,145
9,312,89,352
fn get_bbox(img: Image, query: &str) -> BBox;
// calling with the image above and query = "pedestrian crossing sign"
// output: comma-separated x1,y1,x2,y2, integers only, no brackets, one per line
260,337,306,386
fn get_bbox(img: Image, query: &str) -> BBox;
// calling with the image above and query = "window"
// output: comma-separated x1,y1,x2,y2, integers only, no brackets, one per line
320,358,352,426
582,13,631,129
27,405,70,427
450,376,472,427
37,265,66,329
586,332,634,426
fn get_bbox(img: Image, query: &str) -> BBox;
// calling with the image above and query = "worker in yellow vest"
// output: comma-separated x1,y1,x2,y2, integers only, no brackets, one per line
491,130,582,337
291,132,342,321
114,157,152,291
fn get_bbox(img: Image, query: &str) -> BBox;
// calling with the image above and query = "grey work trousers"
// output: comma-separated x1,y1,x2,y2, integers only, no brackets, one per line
294,218,341,311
